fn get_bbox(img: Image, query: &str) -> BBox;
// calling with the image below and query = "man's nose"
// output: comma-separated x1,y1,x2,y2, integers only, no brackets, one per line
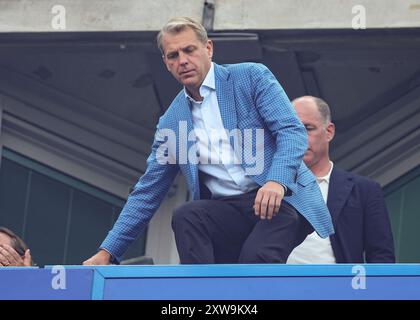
178,51,188,65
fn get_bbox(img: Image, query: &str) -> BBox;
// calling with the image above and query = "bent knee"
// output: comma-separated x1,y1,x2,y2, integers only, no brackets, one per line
172,200,211,226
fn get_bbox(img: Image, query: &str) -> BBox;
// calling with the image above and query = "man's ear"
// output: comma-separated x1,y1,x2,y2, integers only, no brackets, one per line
326,122,335,142
206,40,213,59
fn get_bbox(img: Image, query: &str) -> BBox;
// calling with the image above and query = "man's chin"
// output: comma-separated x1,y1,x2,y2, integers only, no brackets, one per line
181,76,197,85
182,79,200,90
303,156,313,168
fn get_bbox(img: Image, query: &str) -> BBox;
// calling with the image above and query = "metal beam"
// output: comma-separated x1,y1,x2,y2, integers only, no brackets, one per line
202,0,215,31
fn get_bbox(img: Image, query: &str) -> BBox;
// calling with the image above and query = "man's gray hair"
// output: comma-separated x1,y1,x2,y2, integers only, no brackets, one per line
312,97,332,124
156,17,208,54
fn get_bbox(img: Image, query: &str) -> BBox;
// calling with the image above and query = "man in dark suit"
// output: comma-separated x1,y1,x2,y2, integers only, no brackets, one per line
287,96,395,263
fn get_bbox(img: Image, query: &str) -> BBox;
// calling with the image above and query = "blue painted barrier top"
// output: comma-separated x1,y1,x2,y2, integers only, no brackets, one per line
2,264,420,300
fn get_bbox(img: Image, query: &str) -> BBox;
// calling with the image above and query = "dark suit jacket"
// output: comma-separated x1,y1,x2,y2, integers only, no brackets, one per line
328,168,395,263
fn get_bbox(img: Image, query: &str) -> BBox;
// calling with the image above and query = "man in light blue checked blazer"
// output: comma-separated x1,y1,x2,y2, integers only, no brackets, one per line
84,17,334,265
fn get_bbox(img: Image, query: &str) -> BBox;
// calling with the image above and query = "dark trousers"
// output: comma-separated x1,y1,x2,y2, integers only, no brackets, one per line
171,189,314,264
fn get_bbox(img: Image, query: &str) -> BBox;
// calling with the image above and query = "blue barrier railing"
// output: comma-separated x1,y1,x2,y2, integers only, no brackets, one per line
1,264,420,300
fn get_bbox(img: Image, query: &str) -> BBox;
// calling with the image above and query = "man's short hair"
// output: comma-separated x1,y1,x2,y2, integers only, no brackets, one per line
156,17,208,54
0,226,28,257
311,97,332,124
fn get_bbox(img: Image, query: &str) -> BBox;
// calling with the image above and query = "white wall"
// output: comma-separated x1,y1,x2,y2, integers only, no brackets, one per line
0,0,203,32
0,0,419,33
215,0,420,29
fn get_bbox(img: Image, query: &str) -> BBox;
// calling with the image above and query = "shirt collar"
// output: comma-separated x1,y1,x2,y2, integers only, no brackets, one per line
317,161,334,184
184,62,215,103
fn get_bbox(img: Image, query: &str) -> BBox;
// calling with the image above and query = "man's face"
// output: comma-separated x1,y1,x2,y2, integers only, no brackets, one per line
293,99,334,169
0,232,12,247
161,28,213,96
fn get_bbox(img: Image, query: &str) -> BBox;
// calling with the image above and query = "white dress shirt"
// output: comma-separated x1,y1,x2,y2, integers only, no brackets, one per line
286,161,336,264
185,63,259,198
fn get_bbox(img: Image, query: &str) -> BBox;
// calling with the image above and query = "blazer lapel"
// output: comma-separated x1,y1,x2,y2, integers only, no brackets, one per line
327,168,354,225
175,96,199,197
214,64,238,137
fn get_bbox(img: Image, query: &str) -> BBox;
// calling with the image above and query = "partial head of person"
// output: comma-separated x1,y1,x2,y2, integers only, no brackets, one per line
0,226,32,267
157,17,213,101
292,96,335,175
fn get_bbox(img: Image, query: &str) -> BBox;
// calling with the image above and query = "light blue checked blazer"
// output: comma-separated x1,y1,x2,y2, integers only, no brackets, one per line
101,63,334,260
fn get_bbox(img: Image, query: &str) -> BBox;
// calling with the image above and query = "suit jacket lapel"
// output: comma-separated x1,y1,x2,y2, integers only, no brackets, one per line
327,168,354,225
175,95,199,196
214,63,241,162
214,64,238,134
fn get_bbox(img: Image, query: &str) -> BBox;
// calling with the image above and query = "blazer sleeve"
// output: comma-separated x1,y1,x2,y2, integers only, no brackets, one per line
250,63,307,194
100,121,180,261
364,181,396,263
